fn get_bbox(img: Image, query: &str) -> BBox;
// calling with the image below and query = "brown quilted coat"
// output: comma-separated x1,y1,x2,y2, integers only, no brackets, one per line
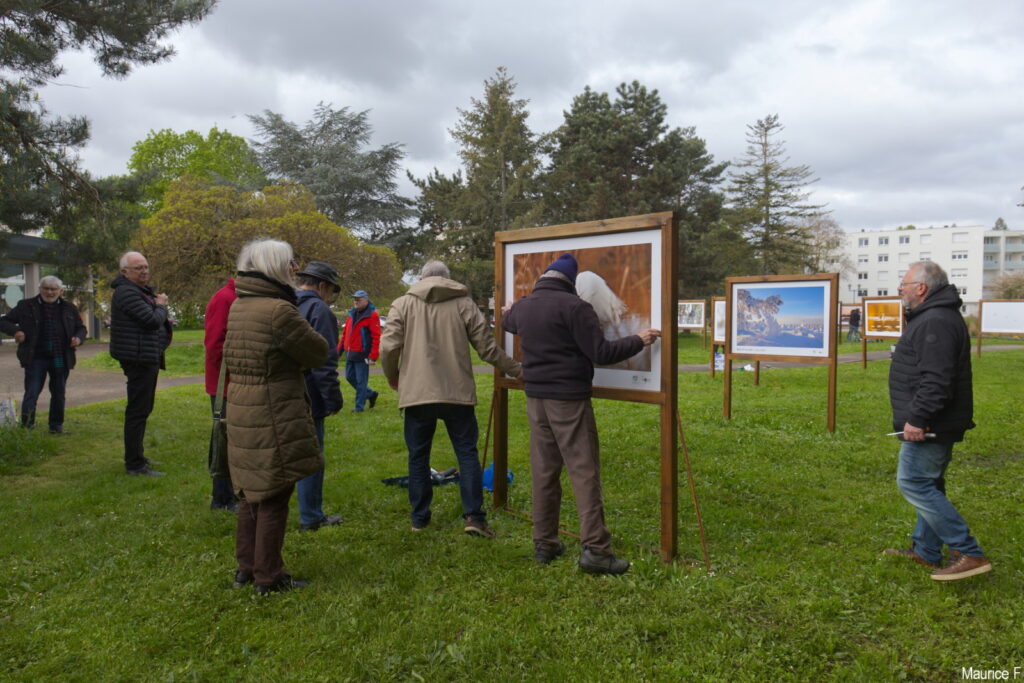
223,274,328,502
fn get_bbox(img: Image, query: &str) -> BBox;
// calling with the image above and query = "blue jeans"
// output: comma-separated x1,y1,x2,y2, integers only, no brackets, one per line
345,360,377,411
296,417,327,526
404,403,485,527
896,440,984,564
23,356,68,429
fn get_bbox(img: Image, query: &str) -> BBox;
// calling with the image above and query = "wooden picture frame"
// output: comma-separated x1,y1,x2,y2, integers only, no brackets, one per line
723,273,839,431
977,299,1024,357
677,299,706,330
493,212,681,560
859,295,903,368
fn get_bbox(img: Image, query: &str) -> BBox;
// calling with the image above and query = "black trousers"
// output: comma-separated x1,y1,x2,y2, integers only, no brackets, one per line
120,361,160,472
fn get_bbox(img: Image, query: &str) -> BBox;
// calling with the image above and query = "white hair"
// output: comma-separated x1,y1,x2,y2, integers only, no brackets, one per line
909,261,949,290
39,275,64,289
119,251,144,270
420,260,450,279
243,238,294,286
235,240,255,272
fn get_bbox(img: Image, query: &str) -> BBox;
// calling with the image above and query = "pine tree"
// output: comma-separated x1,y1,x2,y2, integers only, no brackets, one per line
727,114,827,274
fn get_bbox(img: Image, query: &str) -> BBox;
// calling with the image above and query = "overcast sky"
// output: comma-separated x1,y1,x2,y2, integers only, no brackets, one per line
39,0,1024,232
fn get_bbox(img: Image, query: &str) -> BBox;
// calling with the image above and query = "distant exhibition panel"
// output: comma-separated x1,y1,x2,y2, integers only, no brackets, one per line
980,300,1024,334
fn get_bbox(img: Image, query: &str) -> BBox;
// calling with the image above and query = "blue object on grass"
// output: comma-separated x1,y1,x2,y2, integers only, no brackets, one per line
482,463,513,492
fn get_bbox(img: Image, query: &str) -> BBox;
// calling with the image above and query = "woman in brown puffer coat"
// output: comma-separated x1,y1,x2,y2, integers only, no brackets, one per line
223,238,328,594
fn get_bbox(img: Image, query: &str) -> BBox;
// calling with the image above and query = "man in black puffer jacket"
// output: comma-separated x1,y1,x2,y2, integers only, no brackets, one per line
110,251,172,477
884,261,991,581
503,253,660,575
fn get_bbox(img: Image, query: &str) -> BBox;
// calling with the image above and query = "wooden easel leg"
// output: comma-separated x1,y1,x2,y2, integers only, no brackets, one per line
676,411,711,572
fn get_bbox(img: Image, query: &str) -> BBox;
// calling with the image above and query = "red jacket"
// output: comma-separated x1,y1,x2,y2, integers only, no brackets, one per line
339,303,381,362
204,279,237,396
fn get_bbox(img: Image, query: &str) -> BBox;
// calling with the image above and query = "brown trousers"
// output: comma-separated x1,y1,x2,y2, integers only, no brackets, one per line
526,396,611,553
235,484,294,587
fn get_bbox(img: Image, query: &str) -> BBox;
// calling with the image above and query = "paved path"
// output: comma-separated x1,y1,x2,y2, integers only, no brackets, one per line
2,339,1021,414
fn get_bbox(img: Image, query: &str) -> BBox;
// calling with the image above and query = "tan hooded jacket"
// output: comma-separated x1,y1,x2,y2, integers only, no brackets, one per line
381,277,520,409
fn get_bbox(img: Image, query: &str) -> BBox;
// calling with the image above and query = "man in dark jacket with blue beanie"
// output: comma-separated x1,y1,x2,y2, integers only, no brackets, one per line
884,261,991,581
110,251,172,476
295,261,344,531
503,253,661,575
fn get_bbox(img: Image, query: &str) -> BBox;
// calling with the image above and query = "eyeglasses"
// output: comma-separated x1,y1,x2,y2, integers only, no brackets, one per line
897,280,922,290
127,265,149,272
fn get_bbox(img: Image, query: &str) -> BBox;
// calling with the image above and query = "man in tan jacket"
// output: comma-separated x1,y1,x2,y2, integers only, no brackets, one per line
381,260,521,537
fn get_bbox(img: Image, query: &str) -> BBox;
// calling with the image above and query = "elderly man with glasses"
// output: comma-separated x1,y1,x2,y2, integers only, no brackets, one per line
0,276,86,433
884,261,991,581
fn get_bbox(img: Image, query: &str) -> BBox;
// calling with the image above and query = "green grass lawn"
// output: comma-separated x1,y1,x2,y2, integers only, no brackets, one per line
2,352,1023,679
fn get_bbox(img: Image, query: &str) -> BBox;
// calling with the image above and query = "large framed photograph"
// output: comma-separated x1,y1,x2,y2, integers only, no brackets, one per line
677,299,705,330
979,299,1024,334
728,275,835,359
496,213,675,400
712,297,726,344
863,297,903,339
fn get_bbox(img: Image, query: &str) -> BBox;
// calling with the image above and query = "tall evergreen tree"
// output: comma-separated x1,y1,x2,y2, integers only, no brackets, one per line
249,103,412,239
727,114,826,275
0,0,215,234
540,81,732,296
407,67,541,297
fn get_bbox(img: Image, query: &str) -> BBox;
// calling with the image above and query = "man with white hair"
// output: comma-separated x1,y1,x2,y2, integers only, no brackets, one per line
1,276,86,433
110,251,172,476
381,260,521,537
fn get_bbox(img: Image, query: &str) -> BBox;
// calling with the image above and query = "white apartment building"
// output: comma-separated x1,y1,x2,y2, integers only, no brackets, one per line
839,224,1024,310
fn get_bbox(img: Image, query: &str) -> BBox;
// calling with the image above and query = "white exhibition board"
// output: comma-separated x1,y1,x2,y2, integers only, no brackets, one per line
981,300,1024,334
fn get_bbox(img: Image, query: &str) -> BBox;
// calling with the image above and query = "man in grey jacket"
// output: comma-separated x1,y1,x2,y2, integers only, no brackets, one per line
381,260,521,537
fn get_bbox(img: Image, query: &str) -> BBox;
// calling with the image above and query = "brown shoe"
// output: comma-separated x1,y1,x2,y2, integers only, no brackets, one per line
883,546,940,569
931,552,992,581
463,517,495,539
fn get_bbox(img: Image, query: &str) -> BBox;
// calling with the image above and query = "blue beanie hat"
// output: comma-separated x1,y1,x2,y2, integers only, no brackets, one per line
545,253,578,284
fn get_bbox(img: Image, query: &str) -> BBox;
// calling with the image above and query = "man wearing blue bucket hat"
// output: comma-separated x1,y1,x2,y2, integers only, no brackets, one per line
503,253,660,575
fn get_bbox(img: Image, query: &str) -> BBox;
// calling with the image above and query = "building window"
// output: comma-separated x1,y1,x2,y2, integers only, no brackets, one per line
985,254,997,262
877,288,889,296
898,252,910,263
878,254,889,262
919,252,931,261
857,288,868,297
898,235,910,244
920,234,933,245
858,237,869,247
878,237,889,246
857,254,869,264
951,251,968,260
959,287,968,296
858,272,869,280
951,269,967,279
984,236,998,245
952,232,968,243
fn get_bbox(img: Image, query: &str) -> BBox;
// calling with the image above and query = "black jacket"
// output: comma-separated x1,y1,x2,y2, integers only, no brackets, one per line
0,295,86,368
888,284,974,443
502,276,644,400
296,288,343,418
109,274,172,366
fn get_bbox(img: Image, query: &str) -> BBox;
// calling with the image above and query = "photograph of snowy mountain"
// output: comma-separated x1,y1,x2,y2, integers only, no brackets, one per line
731,281,831,357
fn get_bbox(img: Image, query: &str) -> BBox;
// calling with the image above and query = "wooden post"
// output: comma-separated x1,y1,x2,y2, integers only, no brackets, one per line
492,385,509,509
753,360,760,386
827,357,837,432
861,336,867,369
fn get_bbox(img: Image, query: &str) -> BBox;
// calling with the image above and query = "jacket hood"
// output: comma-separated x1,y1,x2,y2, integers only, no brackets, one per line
407,276,469,303
235,272,297,304
295,288,323,305
907,284,962,320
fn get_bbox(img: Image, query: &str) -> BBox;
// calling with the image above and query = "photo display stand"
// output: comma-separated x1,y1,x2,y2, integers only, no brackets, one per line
859,296,903,368
723,273,839,432
977,299,1024,357
677,299,707,350
493,212,693,563
709,296,726,378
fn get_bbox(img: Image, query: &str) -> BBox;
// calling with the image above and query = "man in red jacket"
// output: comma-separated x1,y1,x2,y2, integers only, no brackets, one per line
340,289,381,412
204,276,238,511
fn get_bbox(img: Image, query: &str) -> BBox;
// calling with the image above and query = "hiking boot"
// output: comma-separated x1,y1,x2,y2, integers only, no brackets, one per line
578,548,630,575
534,541,567,565
931,552,992,582
127,466,164,477
232,570,253,588
299,514,343,531
883,546,940,569
463,517,495,539
254,573,307,595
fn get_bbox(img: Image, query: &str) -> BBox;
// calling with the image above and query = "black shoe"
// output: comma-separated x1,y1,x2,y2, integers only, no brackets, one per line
48,425,67,435
299,514,343,531
211,500,238,513
127,466,164,477
578,548,630,575
368,392,378,409
534,541,567,564
254,573,307,595
233,570,253,588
